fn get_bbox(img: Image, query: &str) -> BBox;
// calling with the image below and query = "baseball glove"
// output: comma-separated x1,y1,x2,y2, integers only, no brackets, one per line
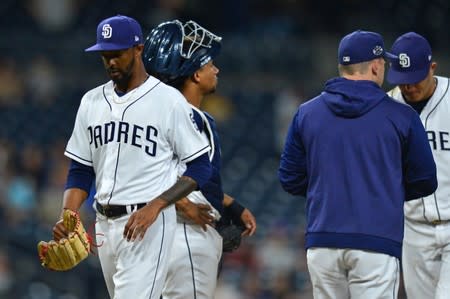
37,209,90,271
218,224,244,252
217,200,248,252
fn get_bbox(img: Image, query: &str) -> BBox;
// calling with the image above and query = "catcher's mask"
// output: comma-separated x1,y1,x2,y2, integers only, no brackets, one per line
143,20,222,83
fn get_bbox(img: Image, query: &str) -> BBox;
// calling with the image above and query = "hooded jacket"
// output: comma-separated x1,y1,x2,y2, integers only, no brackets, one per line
278,77,437,258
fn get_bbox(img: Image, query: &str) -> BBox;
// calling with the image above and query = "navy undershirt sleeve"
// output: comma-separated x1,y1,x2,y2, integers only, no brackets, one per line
183,153,212,189
65,159,95,193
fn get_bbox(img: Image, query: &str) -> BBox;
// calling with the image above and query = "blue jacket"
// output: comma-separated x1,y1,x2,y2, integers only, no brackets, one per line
278,77,437,258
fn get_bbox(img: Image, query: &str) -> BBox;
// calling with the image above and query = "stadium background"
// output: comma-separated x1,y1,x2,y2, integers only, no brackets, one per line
0,0,449,298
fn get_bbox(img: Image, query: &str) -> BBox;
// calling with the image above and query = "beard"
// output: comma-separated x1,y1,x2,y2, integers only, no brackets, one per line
108,56,135,88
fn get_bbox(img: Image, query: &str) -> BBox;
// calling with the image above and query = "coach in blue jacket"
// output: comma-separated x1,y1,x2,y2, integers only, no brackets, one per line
278,30,437,299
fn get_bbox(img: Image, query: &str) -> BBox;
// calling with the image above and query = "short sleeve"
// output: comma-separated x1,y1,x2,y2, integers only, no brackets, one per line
64,96,93,166
168,99,210,163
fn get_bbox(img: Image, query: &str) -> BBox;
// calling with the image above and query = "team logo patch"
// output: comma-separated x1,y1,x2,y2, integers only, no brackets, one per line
399,53,411,68
343,56,350,63
102,24,112,39
190,112,200,132
373,45,383,56
199,55,212,67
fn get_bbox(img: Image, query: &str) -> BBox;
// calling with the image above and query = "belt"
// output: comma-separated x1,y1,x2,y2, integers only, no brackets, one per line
430,219,450,226
96,202,146,218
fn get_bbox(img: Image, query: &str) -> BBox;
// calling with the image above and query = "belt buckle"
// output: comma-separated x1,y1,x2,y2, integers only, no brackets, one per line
431,220,442,225
102,205,111,217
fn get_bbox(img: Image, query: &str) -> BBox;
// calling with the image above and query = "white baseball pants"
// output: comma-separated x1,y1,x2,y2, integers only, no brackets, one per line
402,219,450,299
307,247,400,299
162,221,222,299
95,206,176,299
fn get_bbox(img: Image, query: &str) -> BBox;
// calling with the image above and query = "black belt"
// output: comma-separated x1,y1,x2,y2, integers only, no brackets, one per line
429,219,450,226
96,202,146,218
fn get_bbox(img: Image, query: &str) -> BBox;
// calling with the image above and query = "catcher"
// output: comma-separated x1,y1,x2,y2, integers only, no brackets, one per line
143,20,256,299
37,209,91,271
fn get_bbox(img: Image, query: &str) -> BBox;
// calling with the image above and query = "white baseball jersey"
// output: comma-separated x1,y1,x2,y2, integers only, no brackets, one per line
176,105,221,221
65,76,210,206
67,76,210,299
390,76,450,299
388,76,450,223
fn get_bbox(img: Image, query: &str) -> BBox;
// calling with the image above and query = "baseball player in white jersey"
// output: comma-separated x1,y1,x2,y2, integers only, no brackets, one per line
51,15,213,299
387,32,450,299
143,20,257,298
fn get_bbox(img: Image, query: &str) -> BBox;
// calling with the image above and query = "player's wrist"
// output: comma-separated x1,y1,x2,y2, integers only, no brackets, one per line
60,208,78,220
223,194,234,207
148,198,169,211
159,176,197,206
228,200,245,217
175,198,190,211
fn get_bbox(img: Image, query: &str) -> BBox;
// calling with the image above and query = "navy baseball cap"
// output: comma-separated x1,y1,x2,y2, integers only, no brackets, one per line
85,15,143,52
338,30,397,65
387,32,432,85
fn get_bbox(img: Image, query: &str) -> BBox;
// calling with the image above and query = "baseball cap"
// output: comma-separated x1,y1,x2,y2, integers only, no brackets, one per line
387,32,432,85
338,30,397,65
85,15,143,52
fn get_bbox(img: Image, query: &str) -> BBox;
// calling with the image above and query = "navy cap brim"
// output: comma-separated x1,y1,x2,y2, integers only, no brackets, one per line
387,67,429,85
384,51,398,60
85,43,132,52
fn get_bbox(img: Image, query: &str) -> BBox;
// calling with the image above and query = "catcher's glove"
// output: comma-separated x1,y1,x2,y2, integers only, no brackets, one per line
218,224,244,252
37,209,90,271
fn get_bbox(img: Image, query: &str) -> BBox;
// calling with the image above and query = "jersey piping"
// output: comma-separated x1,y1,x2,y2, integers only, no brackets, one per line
181,146,210,162
184,223,197,299
423,78,449,128
191,105,215,162
65,151,93,165
420,77,449,221
104,81,162,205
149,211,165,298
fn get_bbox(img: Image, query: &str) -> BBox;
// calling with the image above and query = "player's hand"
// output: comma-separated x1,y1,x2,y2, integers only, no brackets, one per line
52,217,69,241
176,199,214,231
240,208,256,237
123,199,167,242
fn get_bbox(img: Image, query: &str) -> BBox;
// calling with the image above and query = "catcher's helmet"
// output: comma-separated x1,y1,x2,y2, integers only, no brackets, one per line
143,20,222,83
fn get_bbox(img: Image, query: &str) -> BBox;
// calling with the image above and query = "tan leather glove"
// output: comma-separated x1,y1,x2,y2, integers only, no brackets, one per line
37,209,90,271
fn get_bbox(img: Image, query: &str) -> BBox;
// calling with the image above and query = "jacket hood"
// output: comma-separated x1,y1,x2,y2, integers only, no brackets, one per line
323,77,387,118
